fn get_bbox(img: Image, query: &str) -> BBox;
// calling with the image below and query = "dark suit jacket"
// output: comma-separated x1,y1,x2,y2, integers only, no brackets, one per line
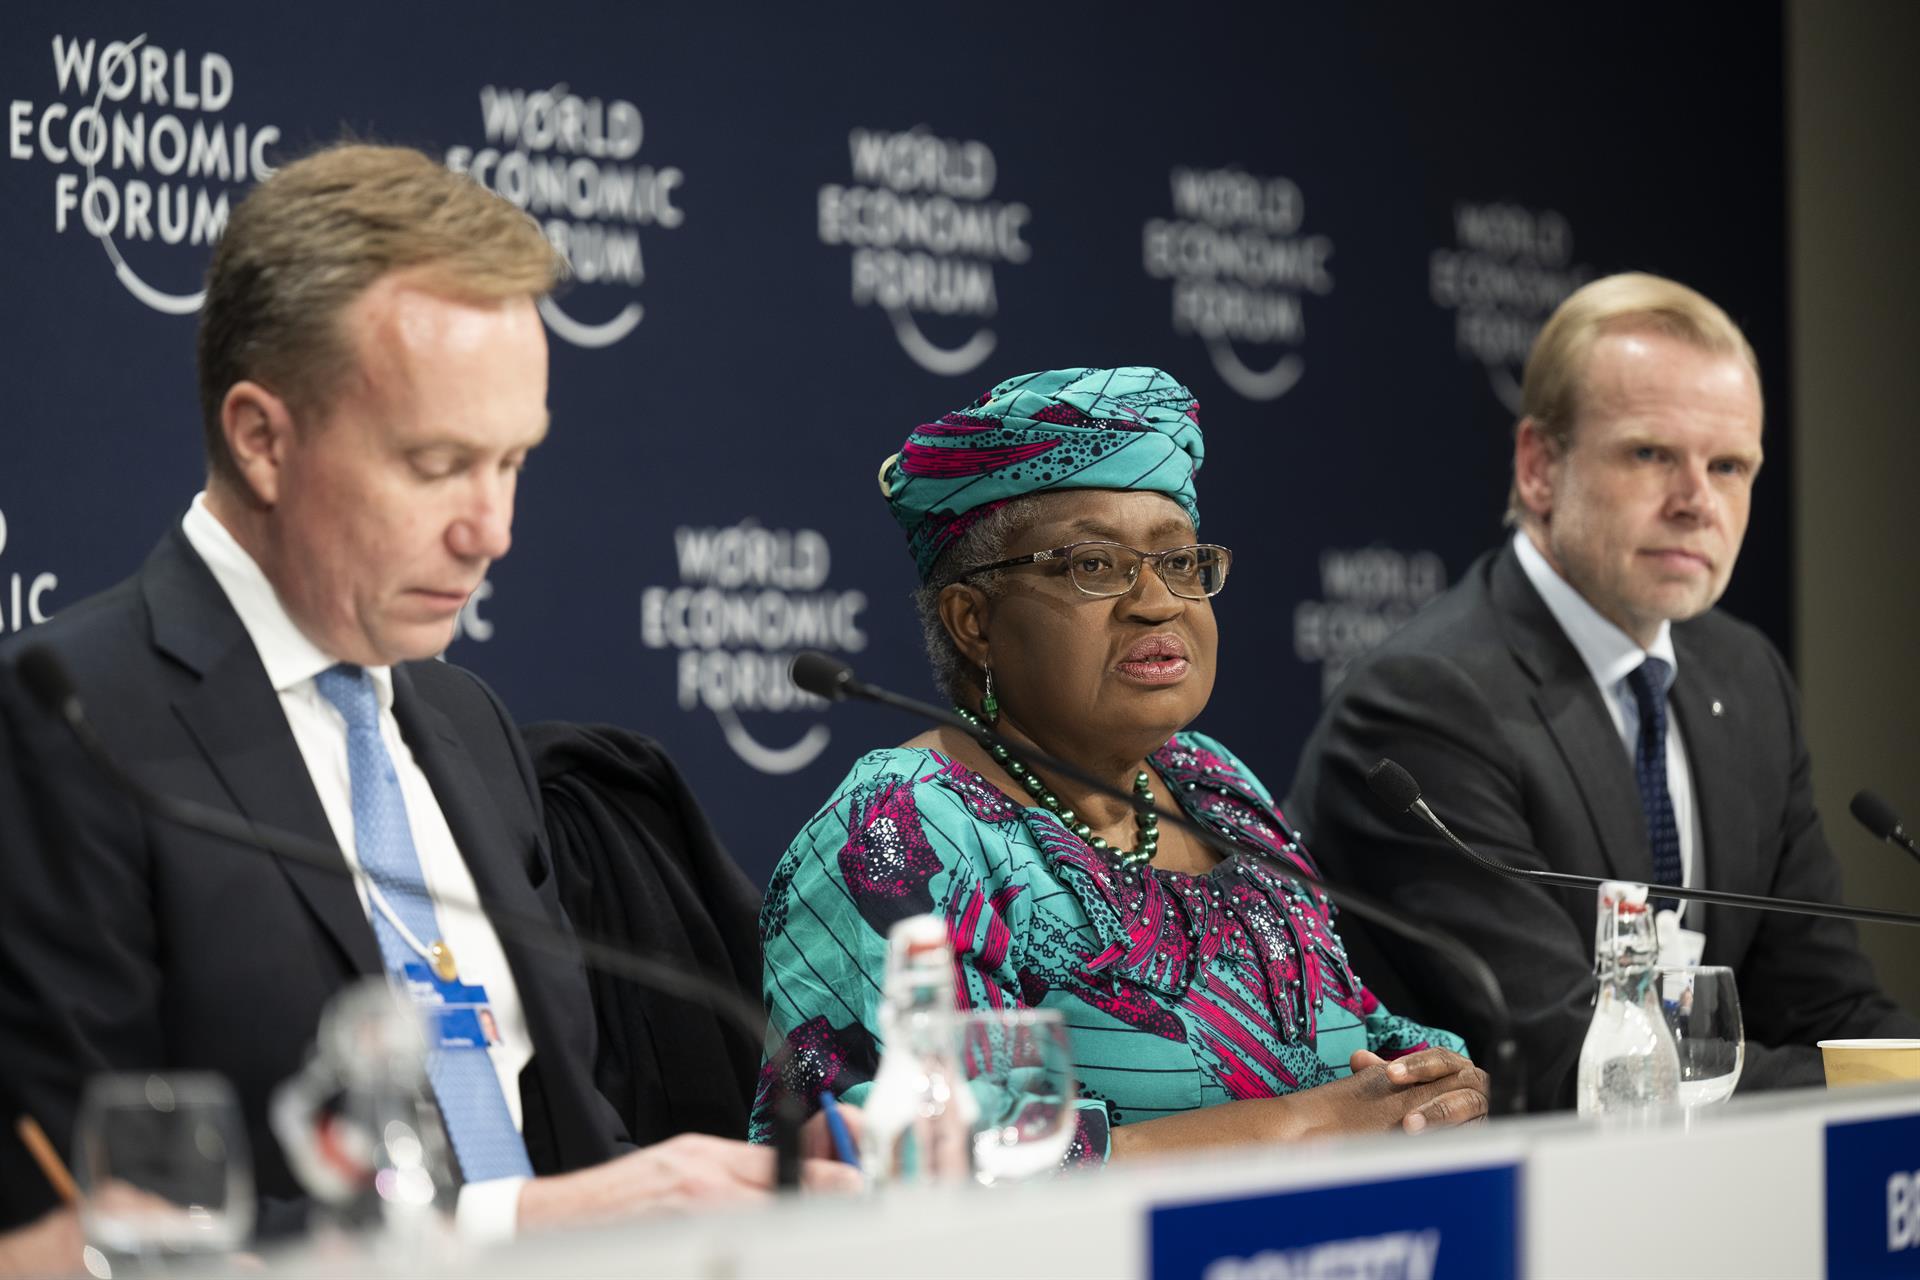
525,721,764,1147
0,526,628,1230
1285,542,1919,1111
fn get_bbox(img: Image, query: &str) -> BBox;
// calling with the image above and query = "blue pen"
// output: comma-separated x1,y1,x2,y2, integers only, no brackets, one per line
817,1089,861,1169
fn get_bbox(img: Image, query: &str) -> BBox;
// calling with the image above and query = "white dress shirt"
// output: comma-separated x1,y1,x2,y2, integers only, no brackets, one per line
1513,529,1704,919
182,494,530,1238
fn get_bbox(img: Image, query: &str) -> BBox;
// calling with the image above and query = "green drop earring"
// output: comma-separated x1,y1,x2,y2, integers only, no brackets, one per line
980,661,999,724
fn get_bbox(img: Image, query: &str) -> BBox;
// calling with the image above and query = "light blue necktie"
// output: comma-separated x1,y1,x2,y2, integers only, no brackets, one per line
315,664,534,1183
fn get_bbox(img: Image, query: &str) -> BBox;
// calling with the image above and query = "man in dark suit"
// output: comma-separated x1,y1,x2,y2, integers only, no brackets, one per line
1287,272,1919,1111
0,143,849,1241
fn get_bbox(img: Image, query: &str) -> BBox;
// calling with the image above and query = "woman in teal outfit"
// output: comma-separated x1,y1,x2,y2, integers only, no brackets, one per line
752,367,1487,1162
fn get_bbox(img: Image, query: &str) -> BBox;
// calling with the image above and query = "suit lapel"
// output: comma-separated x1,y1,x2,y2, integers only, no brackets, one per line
392,670,615,1168
1670,628,1752,951
1491,546,1653,882
144,528,383,977
389,671,548,978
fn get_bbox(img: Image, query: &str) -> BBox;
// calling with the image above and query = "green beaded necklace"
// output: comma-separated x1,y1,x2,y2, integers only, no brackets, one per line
953,704,1159,869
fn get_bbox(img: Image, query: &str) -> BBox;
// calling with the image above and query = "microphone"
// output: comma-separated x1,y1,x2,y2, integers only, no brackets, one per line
791,650,855,703
11,647,807,1190
1366,759,1436,833
1851,789,1920,867
790,651,1527,1117
1367,758,1920,930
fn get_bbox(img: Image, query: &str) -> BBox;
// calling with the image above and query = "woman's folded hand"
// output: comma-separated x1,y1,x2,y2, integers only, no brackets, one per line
1108,1050,1492,1159
1348,1047,1490,1133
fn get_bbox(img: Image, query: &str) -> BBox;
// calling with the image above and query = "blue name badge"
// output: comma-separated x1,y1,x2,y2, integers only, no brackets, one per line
400,962,500,1052
1827,1111,1920,1276
1149,1163,1518,1280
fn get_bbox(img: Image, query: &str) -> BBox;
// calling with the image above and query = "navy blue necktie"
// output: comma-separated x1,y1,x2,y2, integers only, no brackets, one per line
315,664,533,1184
1625,657,1683,913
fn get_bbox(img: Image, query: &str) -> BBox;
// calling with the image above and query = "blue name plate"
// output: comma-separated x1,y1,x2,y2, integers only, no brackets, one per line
1148,1163,1518,1280
1827,1112,1920,1277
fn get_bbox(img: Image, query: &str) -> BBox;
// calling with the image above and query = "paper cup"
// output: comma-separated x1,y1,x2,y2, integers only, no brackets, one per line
1817,1038,1920,1087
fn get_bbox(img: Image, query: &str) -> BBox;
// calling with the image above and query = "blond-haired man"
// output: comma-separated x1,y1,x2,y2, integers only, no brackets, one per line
0,144,852,1244
1287,272,1918,1110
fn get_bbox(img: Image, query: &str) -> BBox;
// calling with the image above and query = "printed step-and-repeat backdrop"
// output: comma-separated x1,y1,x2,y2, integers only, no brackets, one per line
0,3,1789,884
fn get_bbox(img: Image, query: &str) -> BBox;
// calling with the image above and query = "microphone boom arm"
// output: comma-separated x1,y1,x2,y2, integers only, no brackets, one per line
1385,771,1920,930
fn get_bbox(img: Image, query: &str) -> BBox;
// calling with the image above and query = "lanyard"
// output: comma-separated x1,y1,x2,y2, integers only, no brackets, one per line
365,875,459,983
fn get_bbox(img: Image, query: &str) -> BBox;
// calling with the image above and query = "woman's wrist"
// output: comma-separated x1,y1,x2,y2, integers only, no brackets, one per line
1107,1092,1314,1159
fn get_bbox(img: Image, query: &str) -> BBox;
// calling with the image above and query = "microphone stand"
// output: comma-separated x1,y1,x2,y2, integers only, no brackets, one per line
793,653,1528,1117
13,647,809,1190
1373,761,1920,930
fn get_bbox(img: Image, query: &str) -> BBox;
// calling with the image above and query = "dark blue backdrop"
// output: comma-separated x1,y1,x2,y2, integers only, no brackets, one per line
0,3,1789,886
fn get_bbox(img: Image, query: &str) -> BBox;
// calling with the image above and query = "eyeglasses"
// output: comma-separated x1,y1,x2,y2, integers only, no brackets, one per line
956,541,1233,600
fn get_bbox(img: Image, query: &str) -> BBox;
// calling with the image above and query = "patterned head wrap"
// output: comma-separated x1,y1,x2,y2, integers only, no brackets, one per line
880,366,1204,581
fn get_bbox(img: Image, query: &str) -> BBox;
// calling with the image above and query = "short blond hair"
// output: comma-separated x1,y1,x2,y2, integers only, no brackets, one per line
197,142,564,483
1507,272,1761,524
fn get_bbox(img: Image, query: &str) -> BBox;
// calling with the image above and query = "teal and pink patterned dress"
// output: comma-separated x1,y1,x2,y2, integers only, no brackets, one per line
751,732,1464,1160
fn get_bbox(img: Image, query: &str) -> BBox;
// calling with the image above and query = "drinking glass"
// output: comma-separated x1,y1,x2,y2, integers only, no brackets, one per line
1655,964,1744,1111
74,1072,253,1268
272,978,456,1232
953,1008,1077,1185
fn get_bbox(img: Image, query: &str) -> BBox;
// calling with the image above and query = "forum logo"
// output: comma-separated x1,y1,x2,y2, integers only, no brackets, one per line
6,33,282,314
448,83,684,349
1294,547,1446,698
1143,166,1334,401
1430,201,1592,414
818,125,1032,377
640,519,868,775
0,508,61,636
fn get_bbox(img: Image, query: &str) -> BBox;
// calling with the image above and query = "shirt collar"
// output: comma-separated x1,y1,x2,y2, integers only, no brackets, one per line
1511,528,1677,694
180,493,395,707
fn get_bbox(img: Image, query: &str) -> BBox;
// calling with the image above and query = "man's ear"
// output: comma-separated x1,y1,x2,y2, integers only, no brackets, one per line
1513,417,1561,525
219,380,298,508
937,583,993,670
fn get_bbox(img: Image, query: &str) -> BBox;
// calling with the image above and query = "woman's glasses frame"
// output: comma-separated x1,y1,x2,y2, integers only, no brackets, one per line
954,540,1233,600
